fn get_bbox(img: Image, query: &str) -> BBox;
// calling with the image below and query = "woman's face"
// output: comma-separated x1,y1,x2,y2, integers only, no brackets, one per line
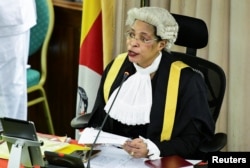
126,20,166,68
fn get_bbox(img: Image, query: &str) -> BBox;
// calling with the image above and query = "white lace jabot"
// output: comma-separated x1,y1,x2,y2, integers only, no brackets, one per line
104,53,162,125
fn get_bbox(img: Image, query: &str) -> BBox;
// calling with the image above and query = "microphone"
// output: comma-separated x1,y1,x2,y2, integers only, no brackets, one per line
86,72,129,168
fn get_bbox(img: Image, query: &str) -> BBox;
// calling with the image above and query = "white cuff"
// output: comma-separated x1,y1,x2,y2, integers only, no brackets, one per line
139,136,161,160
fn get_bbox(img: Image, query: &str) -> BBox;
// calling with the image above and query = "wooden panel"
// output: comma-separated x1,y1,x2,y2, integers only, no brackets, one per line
28,0,82,138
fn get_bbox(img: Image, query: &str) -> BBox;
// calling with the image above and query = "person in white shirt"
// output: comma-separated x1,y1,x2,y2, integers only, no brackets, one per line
0,0,37,125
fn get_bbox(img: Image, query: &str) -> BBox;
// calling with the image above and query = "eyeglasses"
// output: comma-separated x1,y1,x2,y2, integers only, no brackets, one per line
125,31,158,44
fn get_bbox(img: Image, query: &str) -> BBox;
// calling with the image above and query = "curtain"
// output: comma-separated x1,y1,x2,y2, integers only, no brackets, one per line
228,0,250,151
113,0,250,151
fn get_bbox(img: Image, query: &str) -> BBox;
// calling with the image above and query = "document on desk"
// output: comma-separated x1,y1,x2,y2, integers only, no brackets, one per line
79,128,148,168
78,127,130,146
0,136,69,159
85,145,148,168
39,136,69,155
0,141,9,159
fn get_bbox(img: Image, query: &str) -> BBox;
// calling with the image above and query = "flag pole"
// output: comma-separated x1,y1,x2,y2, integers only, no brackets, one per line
140,0,150,7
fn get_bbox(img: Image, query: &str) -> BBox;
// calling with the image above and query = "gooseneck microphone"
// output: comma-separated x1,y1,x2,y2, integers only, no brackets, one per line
86,72,129,168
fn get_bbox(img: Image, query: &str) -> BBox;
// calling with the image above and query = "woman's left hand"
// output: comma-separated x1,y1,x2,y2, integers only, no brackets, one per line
122,138,148,158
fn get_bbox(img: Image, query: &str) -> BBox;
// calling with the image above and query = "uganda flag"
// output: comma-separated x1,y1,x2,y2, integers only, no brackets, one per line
76,0,114,138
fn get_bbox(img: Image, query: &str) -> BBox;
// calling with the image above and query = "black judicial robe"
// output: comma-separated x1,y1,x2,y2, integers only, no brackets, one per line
88,50,215,159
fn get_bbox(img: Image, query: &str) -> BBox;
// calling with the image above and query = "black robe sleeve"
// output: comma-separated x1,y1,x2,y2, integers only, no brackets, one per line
151,67,215,159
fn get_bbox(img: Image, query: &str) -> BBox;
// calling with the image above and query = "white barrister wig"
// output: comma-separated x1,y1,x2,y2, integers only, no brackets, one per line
126,7,179,50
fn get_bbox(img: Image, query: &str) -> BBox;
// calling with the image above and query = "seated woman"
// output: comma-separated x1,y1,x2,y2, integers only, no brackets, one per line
87,6,215,160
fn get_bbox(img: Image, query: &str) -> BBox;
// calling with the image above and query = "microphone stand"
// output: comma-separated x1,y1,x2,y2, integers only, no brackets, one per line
86,72,129,168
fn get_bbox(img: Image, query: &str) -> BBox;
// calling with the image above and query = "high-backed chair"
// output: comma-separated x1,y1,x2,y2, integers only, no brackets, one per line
172,53,227,159
71,13,227,159
27,0,55,134
172,13,208,56
172,13,227,159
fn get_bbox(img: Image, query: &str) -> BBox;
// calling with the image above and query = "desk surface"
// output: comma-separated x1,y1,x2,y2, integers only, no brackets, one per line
0,133,202,168
0,154,201,168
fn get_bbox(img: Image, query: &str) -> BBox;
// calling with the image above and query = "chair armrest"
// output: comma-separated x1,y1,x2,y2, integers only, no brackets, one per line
70,113,92,129
199,132,227,153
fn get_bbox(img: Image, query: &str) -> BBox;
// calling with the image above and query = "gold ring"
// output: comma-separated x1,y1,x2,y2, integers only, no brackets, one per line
130,151,134,156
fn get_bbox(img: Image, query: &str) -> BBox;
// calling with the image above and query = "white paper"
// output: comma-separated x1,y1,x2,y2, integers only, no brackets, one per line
181,159,201,168
39,136,69,155
78,127,130,146
84,145,148,168
0,137,69,159
0,141,9,159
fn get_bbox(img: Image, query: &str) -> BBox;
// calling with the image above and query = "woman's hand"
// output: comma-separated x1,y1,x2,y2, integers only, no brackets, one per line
122,138,148,158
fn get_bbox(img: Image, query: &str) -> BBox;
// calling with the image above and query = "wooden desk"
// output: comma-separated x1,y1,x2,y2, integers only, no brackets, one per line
28,0,82,138
0,154,195,168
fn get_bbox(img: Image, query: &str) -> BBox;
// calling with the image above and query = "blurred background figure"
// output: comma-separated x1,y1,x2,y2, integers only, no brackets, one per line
0,0,37,129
